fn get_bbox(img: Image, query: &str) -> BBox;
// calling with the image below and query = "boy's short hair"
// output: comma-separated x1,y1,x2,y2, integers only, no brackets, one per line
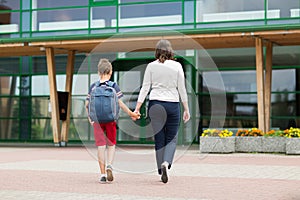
98,58,112,75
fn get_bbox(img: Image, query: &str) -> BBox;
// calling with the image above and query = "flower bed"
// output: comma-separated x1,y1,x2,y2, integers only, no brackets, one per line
286,138,300,154
200,136,235,153
283,128,300,155
235,128,263,152
200,129,235,153
262,137,286,153
235,136,263,152
199,127,300,154
262,130,286,153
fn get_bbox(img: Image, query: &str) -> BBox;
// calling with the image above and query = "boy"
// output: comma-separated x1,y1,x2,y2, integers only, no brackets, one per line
85,58,140,183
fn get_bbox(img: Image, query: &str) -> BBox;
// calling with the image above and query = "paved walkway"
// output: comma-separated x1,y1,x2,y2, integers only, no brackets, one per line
0,145,299,200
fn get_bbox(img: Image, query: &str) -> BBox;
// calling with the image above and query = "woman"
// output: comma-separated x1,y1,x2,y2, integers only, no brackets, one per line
134,39,190,183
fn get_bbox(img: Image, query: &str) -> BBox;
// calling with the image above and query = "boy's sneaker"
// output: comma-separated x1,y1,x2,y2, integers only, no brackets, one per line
161,163,168,184
106,165,114,182
99,176,107,184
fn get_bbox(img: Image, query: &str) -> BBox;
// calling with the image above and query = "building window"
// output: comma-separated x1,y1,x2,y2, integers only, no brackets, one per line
268,0,300,18
197,0,268,23
0,0,20,11
35,0,88,8
91,6,116,27
116,2,182,27
35,8,88,31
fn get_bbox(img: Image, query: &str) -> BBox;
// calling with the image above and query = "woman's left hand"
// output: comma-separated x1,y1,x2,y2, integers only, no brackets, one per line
183,110,190,123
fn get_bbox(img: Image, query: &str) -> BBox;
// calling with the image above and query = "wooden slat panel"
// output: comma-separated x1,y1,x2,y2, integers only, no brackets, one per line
61,50,75,145
46,47,61,145
255,38,266,133
265,42,273,133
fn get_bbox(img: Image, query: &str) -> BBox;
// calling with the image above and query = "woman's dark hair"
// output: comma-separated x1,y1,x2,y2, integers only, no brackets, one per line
155,39,174,63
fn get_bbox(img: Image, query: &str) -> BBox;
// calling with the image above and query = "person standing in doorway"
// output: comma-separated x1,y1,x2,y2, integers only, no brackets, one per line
86,58,140,184
134,39,190,183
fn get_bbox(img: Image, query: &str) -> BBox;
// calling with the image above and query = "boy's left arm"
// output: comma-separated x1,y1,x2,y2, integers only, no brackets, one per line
85,100,94,125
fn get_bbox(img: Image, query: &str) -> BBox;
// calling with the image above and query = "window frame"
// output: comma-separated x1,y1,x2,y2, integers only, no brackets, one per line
90,0,117,6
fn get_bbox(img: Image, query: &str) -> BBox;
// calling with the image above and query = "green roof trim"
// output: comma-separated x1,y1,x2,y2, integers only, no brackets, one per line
1,24,300,44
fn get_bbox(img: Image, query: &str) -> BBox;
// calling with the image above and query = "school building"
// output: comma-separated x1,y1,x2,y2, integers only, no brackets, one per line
1,0,300,146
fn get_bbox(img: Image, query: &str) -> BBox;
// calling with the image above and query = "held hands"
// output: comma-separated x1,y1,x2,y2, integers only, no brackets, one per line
130,110,141,121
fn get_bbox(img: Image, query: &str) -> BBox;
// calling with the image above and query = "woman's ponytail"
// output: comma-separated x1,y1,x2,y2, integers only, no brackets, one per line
155,39,174,63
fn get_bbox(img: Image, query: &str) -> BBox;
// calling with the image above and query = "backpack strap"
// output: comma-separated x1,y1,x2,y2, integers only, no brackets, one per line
95,80,101,87
106,81,115,88
97,80,115,88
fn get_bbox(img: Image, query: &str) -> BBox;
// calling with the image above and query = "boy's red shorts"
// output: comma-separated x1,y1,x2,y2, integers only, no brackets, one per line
93,121,117,146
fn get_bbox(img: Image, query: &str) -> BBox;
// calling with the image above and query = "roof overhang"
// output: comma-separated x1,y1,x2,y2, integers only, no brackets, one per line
1,29,300,57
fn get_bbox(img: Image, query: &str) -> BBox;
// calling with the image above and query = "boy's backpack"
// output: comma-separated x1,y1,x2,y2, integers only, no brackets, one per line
88,81,120,123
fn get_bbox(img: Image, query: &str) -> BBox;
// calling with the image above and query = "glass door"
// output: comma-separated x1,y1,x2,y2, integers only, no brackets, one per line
113,58,154,144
